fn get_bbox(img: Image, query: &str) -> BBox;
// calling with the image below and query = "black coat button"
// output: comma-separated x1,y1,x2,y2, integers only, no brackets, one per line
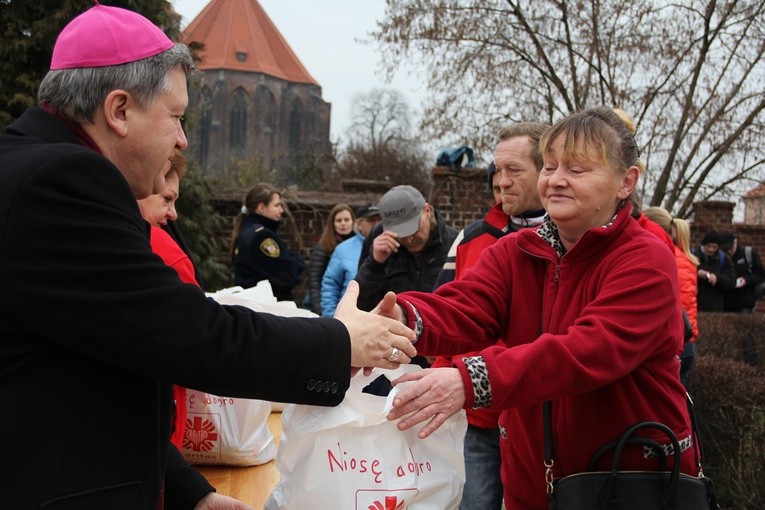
331,382,338,394
307,379,316,391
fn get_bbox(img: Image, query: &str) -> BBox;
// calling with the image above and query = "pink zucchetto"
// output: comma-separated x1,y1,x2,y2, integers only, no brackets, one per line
50,4,173,70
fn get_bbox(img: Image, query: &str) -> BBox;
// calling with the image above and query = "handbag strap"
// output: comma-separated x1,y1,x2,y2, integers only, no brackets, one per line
543,400,553,463
542,318,557,493
543,400,555,496
686,392,705,476
687,393,721,509
543,393,703,483
608,421,683,509
588,436,668,471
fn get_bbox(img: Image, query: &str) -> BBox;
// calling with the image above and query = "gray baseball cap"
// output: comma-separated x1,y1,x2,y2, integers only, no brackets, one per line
379,185,426,237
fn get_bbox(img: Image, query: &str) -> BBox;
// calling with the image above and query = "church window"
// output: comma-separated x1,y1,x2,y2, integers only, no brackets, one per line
229,88,248,149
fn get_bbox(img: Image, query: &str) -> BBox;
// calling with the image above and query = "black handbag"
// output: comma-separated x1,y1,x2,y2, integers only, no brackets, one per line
544,396,720,510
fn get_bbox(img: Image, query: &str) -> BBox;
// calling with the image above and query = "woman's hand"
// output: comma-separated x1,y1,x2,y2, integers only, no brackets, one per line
370,290,406,323
386,368,466,438
335,281,416,369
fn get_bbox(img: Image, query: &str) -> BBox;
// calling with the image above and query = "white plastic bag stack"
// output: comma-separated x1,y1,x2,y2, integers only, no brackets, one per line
265,366,467,510
181,281,313,466
181,392,275,466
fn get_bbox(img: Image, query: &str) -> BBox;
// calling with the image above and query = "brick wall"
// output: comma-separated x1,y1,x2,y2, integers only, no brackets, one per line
213,166,492,261
690,201,735,246
211,167,491,298
211,173,765,310
743,187,765,224
690,200,765,253
429,167,495,229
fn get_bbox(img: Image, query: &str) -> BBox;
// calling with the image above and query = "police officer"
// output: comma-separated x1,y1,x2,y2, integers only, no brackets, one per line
232,183,305,301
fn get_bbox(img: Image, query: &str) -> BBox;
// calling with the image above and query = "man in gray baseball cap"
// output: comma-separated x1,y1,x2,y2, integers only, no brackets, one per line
379,185,426,237
356,185,458,313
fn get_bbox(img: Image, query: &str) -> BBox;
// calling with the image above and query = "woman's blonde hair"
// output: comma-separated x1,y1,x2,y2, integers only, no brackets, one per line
672,217,699,266
642,206,673,234
540,106,644,203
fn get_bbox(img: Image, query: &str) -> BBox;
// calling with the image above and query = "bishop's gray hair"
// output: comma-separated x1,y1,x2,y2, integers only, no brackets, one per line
38,43,198,124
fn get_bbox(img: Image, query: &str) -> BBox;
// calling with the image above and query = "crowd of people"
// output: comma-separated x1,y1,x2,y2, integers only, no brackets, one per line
1,4,759,510
692,229,764,366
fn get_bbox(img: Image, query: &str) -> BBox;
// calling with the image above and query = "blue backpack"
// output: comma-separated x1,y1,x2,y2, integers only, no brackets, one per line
436,146,476,169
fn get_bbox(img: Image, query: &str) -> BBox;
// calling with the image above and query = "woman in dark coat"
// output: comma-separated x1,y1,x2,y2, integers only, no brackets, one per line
307,204,355,314
231,184,305,302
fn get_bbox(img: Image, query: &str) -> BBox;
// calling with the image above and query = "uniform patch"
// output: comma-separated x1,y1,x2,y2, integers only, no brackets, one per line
260,238,280,258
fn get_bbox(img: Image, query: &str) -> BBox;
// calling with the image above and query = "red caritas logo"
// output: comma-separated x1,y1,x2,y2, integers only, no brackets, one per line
184,416,218,451
368,496,405,510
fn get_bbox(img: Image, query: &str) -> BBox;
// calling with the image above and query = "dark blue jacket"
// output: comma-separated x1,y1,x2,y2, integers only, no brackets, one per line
233,214,305,301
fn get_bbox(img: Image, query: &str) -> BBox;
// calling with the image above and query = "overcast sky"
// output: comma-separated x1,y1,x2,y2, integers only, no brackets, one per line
171,0,425,142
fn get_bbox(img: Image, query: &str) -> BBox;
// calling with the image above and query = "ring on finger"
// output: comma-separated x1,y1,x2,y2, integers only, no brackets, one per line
388,346,400,362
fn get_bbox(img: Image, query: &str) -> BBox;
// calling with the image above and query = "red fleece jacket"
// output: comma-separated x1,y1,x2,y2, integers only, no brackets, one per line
398,206,695,509
150,226,198,451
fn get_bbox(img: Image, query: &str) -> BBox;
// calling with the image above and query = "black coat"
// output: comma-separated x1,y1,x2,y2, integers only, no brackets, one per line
233,213,305,301
694,247,736,312
355,208,459,312
724,245,765,311
308,234,353,315
308,242,330,314
0,108,351,509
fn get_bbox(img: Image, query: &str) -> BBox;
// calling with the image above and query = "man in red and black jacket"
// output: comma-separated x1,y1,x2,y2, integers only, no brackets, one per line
432,122,548,510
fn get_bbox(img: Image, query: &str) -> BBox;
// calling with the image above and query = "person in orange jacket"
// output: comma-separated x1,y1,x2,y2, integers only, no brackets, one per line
643,206,699,386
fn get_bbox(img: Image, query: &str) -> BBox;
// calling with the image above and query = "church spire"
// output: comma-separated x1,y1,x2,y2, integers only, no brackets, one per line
182,0,319,86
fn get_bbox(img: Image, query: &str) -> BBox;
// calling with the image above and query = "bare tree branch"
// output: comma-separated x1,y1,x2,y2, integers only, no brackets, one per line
373,0,765,213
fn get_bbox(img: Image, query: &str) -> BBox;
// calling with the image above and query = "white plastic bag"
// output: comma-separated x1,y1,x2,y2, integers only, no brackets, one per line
265,366,467,510
180,282,299,466
207,281,317,318
181,391,276,466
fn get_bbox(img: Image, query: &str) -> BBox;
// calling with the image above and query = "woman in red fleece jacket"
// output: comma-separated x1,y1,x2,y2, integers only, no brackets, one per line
137,151,197,452
381,107,696,509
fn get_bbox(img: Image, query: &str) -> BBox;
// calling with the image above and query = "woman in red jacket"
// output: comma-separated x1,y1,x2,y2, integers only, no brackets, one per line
672,217,700,385
137,151,256,509
643,206,700,386
137,151,197,451
380,107,697,509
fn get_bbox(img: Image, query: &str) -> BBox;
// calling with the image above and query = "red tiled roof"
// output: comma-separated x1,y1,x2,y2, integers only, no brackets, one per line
744,183,765,198
181,0,318,86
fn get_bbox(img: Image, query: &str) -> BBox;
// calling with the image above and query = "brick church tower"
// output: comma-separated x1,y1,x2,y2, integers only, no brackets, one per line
743,183,765,225
182,0,331,181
